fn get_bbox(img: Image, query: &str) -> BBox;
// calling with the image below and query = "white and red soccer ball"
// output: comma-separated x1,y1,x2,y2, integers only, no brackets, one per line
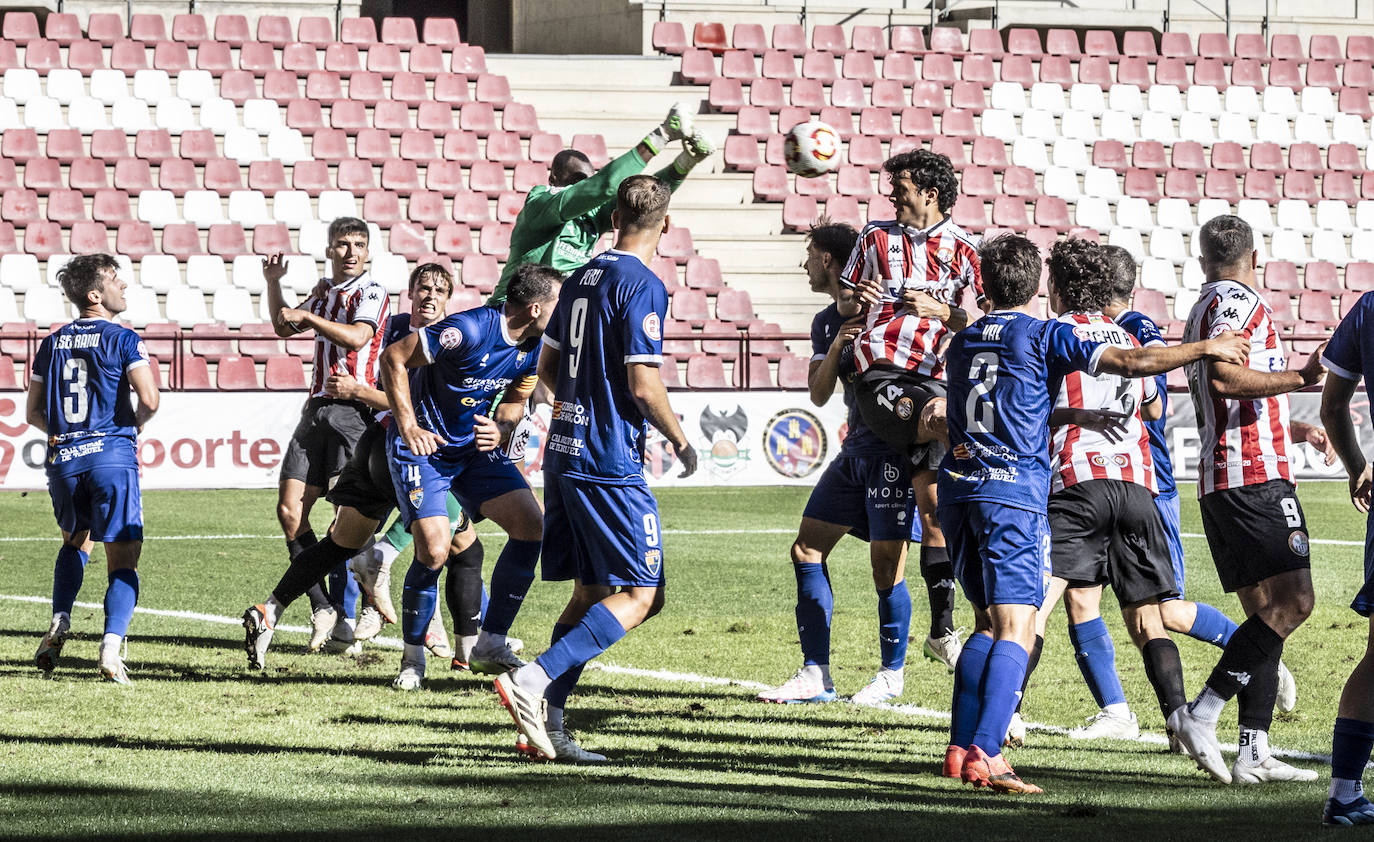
783,120,842,178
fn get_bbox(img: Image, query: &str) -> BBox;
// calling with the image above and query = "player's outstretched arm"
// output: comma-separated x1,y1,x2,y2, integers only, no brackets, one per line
381,335,446,456
1321,371,1371,511
128,364,159,429
1206,340,1326,400
263,253,296,338
627,362,697,478
1097,330,1250,378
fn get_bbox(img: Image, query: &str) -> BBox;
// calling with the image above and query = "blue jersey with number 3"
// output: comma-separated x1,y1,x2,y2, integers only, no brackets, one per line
31,318,149,477
542,249,668,482
939,310,1107,512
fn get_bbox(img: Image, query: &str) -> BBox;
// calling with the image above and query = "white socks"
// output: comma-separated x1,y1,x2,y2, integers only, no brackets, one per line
1332,777,1364,803
1189,686,1227,723
262,596,284,627
1237,727,1271,767
1105,702,1132,719
802,663,833,690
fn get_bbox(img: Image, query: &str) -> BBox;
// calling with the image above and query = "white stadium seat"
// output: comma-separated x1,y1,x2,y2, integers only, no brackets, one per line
988,82,1026,115
1107,84,1144,116
228,190,272,229
1074,196,1113,232
271,190,315,228
1147,84,1184,118
317,191,359,221
3,68,39,103
0,254,41,292
23,286,72,327
138,190,182,228
232,254,267,293
112,97,152,132
979,108,1018,141
1237,199,1276,235
1050,138,1088,171
1156,198,1194,230
1069,83,1105,117
175,69,215,105
266,127,310,165
1042,166,1081,200
67,96,110,133
1352,230,1374,263
89,70,129,105
1029,82,1066,115
1256,113,1294,146
1138,111,1178,144
23,95,65,132
1083,166,1122,201
1312,229,1351,266
164,286,212,325
138,255,184,293
1301,86,1337,118
1294,113,1332,146
1108,227,1145,262
1181,259,1205,290
1186,85,1222,116
198,97,238,134
1116,196,1155,230
1217,112,1256,145
1178,111,1217,144
1269,229,1310,264
371,252,411,293
1020,108,1058,141
182,190,227,228
1140,258,1180,292
156,97,196,135
1196,199,1232,228
185,255,229,291
1060,109,1097,143
122,285,160,327
1275,199,1316,235
1263,86,1299,118
1224,86,1261,118
1172,288,1200,320
45,68,84,105
212,287,256,328
223,127,265,164
1099,110,1138,143
132,69,172,103
1148,228,1188,264
242,99,282,133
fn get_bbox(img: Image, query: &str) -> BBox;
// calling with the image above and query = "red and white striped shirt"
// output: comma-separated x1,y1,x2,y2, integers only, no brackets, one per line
840,217,981,377
1182,280,1292,495
301,271,389,398
1050,313,1158,494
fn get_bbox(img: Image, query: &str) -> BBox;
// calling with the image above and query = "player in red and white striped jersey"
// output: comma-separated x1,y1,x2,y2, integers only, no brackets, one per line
840,150,981,670
1171,215,1328,785
262,216,391,646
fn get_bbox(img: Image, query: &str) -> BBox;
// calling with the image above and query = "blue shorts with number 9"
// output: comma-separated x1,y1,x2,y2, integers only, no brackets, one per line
541,474,664,588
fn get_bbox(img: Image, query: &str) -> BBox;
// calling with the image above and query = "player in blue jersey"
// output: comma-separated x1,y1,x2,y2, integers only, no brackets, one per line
1316,295,1374,824
494,175,697,764
756,221,934,707
381,264,561,690
939,234,1248,793
29,254,159,684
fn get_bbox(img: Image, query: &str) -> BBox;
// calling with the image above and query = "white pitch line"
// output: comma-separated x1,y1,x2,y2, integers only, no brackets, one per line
0,593,1341,766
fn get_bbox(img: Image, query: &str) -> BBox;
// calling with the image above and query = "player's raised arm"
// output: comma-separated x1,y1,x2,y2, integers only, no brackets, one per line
262,253,297,339
627,362,696,478
380,333,445,456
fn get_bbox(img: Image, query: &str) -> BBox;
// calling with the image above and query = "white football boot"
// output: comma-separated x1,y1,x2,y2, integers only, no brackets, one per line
1070,708,1141,741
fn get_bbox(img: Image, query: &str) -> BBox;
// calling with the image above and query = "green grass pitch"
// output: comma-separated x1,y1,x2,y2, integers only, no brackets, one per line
0,482,1368,839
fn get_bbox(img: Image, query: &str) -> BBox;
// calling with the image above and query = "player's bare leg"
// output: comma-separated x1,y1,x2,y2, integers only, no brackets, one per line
758,519,846,704
469,490,544,674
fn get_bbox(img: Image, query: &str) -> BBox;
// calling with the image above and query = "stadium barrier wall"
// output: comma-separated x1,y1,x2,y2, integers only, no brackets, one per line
0,390,1356,490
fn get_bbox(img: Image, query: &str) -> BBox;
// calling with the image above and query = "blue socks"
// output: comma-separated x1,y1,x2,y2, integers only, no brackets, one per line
102,568,139,637
1333,717,1374,783
951,632,994,748
794,562,833,666
535,602,626,682
482,538,541,635
970,640,1030,757
1069,617,1127,708
401,562,441,646
1187,602,1238,648
328,560,360,620
52,545,89,615
877,580,912,671
543,622,584,708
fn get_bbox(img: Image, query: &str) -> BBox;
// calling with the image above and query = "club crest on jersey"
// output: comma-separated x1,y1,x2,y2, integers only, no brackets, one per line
644,548,662,576
643,312,661,341
895,396,914,420
1289,530,1310,557
764,409,827,479
136,341,149,360
439,327,462,349
936,247,954,265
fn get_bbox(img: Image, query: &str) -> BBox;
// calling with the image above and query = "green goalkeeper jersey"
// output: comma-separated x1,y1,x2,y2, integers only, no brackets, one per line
486,148,687,304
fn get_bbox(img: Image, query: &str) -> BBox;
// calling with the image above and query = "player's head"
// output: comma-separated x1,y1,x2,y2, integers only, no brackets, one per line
58,253,125,315
612,174,671,237
1102,244,1138,307
804,218,859,294
504,263,564,343
977,234,1042,310
550,149,594,188
883,149,958,227
326,217,370,281
1198,215,1257,280
1047,238,1113,314
408,263,453,327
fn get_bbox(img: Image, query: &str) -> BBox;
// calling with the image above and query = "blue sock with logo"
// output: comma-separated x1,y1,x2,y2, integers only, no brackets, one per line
1187,602,1238,648
795,562,833,667
534,602,626,682
951,631,994,748
328,560,360,620
1069,617,1127,708
482,539,541,635
877,580,912,671
970,639,1029,757
543,623,584,709
102,569,139,637
52,545,89,615
401,562,441,646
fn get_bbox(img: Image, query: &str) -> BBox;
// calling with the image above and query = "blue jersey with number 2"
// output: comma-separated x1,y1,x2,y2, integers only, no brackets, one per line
940,310,1107,513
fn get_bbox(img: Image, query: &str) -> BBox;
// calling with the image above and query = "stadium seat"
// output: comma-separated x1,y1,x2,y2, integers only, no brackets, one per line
212,355,257,390
653,21,687,55
262,355,305,390
685,354,728,389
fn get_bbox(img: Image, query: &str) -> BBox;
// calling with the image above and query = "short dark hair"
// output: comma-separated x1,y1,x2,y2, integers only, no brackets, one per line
1198,215,1255,267
409,262,453,297
550,149,592,185
506,263,562,307
616,174,671,232
883,149,959,213
1048,238,1113,313
978,234,1042,309
806,218,859,265
1101,245,1138,304
58,254,120,307
327,216,369,245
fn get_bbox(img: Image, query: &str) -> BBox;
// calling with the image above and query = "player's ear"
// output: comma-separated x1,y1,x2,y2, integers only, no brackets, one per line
660,213,670,234
611,208,620,230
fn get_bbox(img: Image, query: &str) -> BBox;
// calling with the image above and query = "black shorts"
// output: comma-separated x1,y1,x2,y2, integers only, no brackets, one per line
326,420,395,522
280,398,372,488
1049,479,1179,605
853,365,948,473
1200,478,1311,592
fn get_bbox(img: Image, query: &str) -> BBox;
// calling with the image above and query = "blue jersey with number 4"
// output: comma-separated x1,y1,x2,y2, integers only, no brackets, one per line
940,310,1108,513
542,249,668,482
31,318,150,477
411,306,539,454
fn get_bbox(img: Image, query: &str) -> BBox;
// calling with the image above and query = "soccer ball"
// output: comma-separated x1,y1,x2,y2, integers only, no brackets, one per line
783,120,842,178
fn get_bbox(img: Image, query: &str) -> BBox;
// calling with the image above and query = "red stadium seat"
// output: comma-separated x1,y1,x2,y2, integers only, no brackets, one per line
929,26,965,55
1284,172,1320,202
1231,59,1264,88
1346,263,1374,291
284,99,327,134
1007,28,1043,57
1249,141,1286,172
207,223,247,256
215,355,258,390
43,12,81,45
1,189,39,226
297,16,333,47
93,189,133,225
1339,88,1373,120
1078,57,1113,88
1046,28,1082,59
264,355,305,390
967,29,1003,60
23,221,63,259
710,78,745,112
1084,29,1120,58
202,158,244,195
113,159,153,193
362,190,402,225
1323,172,1358,204
282,43,320,74
2,127,38,162
46,188,85,224
1262,260,1300,290
340,16,377,45
679,49,716,84
196,41,233,75
658,227,695,262
87,13,124,44
161,223,203,259
1163,171,1201,202
761,50,798,81
67,39,106,73
890,26,926,55
237,42,277,76
214,15,251,47
129,14,167,42
1241,170,1278,203
390,221,430,258
69,158,110,195
1210,141,1246,171
1197,32,1232,61
23,158,62,195
1298,291,1338,327
172,14,209,45
653,21,687,55
685,354,728,389
1305,261,1341,291
254,15,291,47
883,53,917,85
1093,139,1128,171
336,160,376,192
468,161,507,194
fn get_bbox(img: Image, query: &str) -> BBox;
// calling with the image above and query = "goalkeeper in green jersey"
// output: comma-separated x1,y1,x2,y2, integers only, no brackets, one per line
487,102,714,304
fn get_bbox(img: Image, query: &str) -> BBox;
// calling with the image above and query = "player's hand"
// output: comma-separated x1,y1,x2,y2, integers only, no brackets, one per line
830,316,865,351
1071,408,1132,443
262,253,288,285
277,307,309,333
853,277,886,307
1204,330,1250,367
1351,463,1373,513
899,289,952,321
324,373,359,399
673,439,698,478
401,423,446,457
472,414,502,451
1300,341,1329,387
1300,422,1339,466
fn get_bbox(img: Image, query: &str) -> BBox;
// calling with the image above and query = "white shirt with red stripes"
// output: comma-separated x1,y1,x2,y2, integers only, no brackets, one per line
1182,279,1292,495
840,216,981,377
300,271,389,398
1050,312,1159,494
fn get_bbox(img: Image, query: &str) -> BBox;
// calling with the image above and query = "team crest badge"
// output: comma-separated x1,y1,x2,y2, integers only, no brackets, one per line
408,487,424,509
643,312,661,341
763,409,827,479
644,549,662,576
1289,531,1310,557
699,405,751,477
895,396,914,421
439,327,462,349
936,247,954,265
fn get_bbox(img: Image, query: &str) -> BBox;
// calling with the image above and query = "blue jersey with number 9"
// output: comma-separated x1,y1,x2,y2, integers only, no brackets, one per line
31,318,150,477
542,249,668,482
939,310,1107,513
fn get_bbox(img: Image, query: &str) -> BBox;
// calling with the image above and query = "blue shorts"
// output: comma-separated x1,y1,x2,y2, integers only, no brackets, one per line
1355,508,1374,617
48,465,143,543
1154,491,1187,599
541,475,664,588
938,500,1050,611
387,431,530,528
802,450,917,543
